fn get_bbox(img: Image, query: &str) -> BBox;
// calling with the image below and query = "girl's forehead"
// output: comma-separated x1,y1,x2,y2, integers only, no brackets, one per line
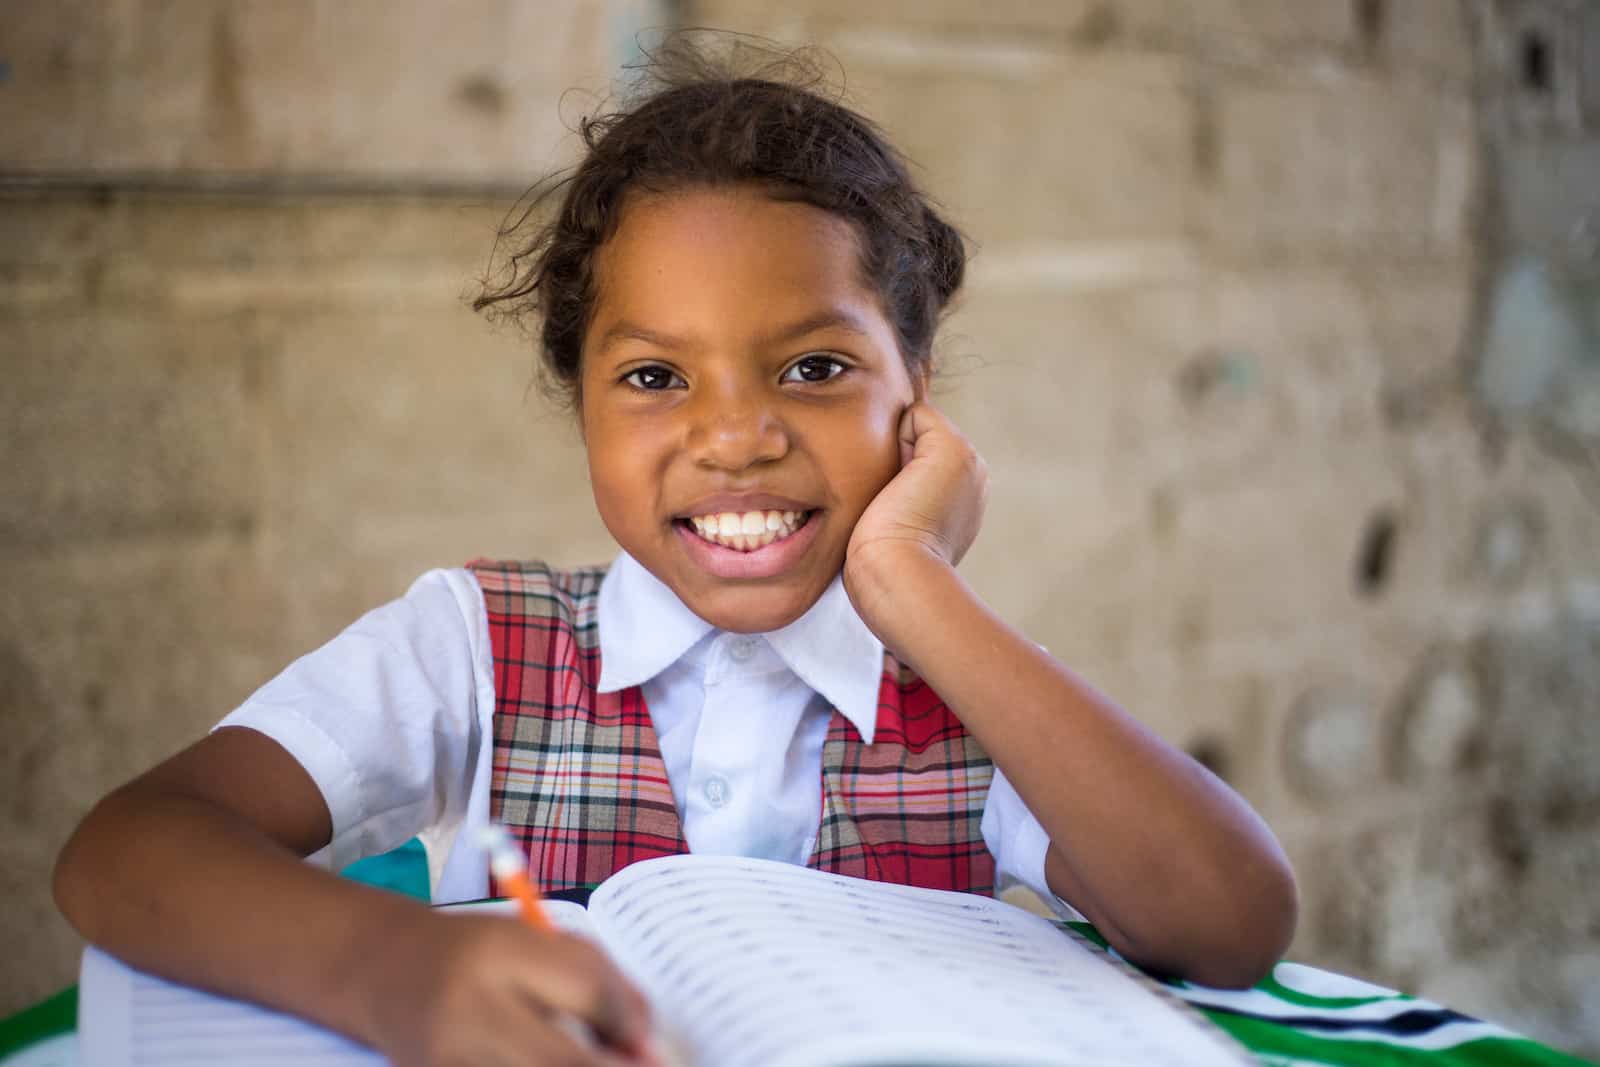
587,186,885,339
600,186,865,283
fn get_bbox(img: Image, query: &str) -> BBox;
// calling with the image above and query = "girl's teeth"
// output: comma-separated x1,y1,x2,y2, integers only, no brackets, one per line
687,509,808,552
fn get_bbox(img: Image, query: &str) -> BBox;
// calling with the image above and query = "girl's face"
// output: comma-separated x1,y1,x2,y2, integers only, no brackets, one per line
580,185,920,633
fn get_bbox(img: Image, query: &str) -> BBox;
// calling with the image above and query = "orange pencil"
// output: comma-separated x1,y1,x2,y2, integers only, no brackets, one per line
477,823,675,1066
477,823,556,932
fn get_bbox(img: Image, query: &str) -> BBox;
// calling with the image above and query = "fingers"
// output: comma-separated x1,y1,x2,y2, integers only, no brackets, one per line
897,400,952,467
897,403,919,468
438,1005,634,1067
382,914,656,1067
898,399,968,442
509,1007,639,1067
508,930,655,1056
893,401,986,566
897,401,981,477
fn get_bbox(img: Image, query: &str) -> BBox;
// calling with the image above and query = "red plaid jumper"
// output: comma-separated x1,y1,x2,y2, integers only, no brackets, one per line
471,559,997,895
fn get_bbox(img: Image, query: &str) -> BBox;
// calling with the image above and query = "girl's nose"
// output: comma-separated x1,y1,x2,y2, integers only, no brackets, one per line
687,393,790,472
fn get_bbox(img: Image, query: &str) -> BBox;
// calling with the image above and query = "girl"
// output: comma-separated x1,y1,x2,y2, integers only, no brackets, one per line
54,46,1297,1067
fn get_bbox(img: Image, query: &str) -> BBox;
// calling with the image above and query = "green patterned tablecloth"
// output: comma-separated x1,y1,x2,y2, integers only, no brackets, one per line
1169,958,1591,1066
1059,921,1593,1066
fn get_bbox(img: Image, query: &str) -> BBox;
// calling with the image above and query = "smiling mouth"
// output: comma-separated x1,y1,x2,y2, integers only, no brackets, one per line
677,509,816,552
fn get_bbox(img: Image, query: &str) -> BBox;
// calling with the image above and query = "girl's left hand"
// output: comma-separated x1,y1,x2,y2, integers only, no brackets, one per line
844,401,987,602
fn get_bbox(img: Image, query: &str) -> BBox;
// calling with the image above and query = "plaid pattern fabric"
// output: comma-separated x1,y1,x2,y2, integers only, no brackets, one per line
471,559,997,895
813,656,995,892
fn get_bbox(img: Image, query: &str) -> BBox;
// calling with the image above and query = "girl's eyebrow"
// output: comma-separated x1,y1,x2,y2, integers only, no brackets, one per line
595,308,875,355
598,321,684,353
757,308,875,347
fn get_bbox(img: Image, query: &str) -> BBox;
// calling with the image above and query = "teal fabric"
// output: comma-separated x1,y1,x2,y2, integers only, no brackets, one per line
339,836,431,901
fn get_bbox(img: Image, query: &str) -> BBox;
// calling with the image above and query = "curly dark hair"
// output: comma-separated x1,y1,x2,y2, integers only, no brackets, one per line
473,36,966,408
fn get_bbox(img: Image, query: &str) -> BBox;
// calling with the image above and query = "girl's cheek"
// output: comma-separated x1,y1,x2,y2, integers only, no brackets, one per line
848,442,903,508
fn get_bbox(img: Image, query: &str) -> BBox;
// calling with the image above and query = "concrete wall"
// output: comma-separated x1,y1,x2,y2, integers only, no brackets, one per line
3,0,1599,1056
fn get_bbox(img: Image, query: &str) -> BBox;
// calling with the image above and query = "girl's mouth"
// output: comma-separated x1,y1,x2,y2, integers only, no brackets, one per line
672,508,823,580
678,509,815,552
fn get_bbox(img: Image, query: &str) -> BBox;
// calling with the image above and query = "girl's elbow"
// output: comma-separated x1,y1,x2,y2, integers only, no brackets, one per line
53,813,101,936
1192,931,1290,988
1184,953,1275,990
53,788,140,938
1257,845,1301,961
1101,845,1299,989
1195,854,1300,989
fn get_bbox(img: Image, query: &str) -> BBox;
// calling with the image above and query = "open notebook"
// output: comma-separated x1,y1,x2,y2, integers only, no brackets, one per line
79,854,1251,1066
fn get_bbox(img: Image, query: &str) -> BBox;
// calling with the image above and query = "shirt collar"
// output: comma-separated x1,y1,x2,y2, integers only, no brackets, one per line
595,551,714,695
595,551,883,744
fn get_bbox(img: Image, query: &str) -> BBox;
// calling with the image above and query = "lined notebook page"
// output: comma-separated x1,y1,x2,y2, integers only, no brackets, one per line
590,856,1250,1067
77,900,591,1067
78,947,382,1067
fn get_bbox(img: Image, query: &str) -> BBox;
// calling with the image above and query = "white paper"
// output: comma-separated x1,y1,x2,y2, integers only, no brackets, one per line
1,1034,80,1067
589,855,1251,1067
77,860,1250,1067
78,945,383,1067
75,900,592,1067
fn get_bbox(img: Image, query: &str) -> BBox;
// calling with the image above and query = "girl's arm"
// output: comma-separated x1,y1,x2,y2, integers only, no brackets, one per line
54,726,652,1065
845,403,1297,989
849,550,1296,987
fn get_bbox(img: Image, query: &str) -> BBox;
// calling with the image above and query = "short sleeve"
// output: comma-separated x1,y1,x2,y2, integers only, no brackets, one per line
981,766,1086,922
215,568,488,876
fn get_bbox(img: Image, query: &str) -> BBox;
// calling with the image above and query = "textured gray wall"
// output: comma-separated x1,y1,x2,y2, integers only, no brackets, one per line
2,0,1598,1057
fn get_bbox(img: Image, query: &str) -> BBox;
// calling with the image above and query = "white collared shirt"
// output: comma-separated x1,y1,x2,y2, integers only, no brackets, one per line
595,551,889,864
218,555,1067,912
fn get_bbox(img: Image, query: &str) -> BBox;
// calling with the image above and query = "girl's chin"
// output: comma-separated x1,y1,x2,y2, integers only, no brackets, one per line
676,581,823,635
665,558,840,633
621,516,845,631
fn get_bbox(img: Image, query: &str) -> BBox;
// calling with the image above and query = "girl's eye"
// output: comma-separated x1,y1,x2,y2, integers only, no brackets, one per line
624,366,683,391
782,355,846,384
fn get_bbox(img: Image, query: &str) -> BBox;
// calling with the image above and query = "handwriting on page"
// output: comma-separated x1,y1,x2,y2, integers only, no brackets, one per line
591,856,1243,1067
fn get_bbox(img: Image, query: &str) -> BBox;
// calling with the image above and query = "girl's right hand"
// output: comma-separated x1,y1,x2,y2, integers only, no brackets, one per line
368,911,655,1066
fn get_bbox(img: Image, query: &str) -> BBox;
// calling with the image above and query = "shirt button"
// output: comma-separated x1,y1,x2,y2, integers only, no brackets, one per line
703,775,730,809
728,636,758,663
